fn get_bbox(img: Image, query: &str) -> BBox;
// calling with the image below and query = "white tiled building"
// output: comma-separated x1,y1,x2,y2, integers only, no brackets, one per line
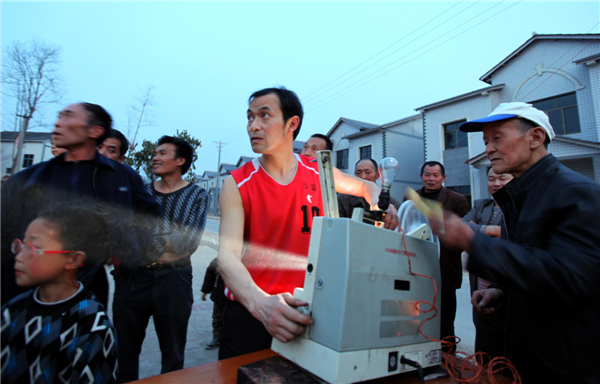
1,131,53,177
416,34,600,201
326,116,425,203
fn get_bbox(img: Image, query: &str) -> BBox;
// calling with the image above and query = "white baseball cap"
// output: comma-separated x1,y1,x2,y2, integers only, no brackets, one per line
459,102,555,142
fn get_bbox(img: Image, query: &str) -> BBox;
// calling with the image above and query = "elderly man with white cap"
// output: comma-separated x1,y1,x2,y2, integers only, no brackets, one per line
428,102,600,383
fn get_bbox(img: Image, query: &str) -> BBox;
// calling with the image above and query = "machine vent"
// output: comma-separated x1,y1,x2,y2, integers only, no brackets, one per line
380,319,420,338
381,300,419,317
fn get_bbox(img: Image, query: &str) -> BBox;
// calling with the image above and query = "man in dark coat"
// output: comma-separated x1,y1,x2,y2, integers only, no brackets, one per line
404,160,470,352
431,102,600,383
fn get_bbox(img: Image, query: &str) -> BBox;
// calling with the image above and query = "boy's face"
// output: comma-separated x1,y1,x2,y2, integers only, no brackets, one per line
14,218,72,287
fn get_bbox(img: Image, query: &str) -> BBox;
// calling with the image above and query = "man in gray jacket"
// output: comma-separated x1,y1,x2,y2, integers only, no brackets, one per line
462,166,513,361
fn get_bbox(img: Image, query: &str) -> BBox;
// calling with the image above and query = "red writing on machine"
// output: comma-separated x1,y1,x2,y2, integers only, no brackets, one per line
385,248,416,257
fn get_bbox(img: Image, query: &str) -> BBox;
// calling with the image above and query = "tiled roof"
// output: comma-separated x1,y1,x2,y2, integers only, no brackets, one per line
1,131,52,142
574,53,600,64
415,84,504,111
344,114,422,139
480,34,600,84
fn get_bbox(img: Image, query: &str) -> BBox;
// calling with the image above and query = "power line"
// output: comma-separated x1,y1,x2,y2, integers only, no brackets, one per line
302,0,468,103
306,0,508,110
307,0,521,112
304,0,482,105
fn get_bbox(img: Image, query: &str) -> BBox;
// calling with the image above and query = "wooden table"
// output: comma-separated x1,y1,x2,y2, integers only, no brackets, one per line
131,349,512,384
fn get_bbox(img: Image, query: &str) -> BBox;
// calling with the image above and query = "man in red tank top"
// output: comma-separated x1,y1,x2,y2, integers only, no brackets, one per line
217,87,398,359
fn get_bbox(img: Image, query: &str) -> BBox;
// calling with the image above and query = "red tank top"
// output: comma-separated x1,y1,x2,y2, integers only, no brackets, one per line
225,154,323,300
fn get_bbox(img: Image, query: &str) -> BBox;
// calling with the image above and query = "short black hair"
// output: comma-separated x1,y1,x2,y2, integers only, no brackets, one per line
516,117,550,149
37,207,109,268
157,135,194,175
80,103,113,145
420,161,445,176
249,87,304,140
105,129,129,156
356,158,378,172
310,134,333,151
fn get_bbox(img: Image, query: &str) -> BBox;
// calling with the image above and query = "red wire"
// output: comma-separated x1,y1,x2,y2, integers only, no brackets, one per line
395,224,521,383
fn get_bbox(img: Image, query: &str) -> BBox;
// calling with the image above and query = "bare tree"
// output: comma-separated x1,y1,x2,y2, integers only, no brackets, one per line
126,85,155,150
1,37,64,174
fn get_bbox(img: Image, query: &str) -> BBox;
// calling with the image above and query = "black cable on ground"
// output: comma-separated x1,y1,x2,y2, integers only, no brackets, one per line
401,355,424,384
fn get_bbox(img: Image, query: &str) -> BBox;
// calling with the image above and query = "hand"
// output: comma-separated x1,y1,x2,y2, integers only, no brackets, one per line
201,293,207,301
471,288,504,315
383,204,399,231
428,210,474,252
484,225,502,238
253,293,314,343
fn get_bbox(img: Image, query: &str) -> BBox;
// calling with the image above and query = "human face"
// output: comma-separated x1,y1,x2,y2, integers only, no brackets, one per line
51,144,67,157
14,218,72,287
98,138,124,162
355,160,379,183
420,165,446,193
301,137,327,158
152,143,185,177
247,93,295,154
483,119,535,178
487,168,514,195
52,104,95,149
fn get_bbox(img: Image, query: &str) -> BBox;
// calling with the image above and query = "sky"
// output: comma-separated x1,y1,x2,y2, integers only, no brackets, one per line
2,1,599,176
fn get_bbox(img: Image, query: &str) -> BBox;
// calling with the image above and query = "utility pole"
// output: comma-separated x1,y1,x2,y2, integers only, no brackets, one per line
214,141,227,215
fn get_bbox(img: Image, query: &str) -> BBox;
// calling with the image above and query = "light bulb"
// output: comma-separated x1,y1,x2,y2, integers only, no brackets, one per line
379,157,400,191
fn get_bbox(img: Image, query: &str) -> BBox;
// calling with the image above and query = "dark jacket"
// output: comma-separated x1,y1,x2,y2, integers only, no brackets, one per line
337,193,401,220
468,154,600,383
405,187,470,289
1,152,162,304
201,258,226,304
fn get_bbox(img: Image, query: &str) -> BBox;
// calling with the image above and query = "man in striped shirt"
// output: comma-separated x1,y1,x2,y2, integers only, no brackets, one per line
113,136,208,382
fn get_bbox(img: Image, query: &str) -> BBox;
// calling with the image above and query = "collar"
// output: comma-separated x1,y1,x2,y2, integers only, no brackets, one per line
54,150,117,171
494,154,557,205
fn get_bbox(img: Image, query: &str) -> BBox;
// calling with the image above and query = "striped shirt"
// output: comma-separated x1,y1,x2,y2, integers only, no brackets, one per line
141,183,208,266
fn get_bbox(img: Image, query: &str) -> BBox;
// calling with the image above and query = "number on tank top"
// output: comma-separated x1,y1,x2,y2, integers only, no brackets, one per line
301,205,321,234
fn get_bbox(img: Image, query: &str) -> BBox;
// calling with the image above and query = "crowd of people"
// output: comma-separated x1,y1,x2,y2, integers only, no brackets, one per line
1,88,599,384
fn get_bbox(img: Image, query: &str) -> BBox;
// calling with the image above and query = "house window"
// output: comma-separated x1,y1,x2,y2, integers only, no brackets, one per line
6,168,12,175
444,120,468,150
532,92,580,135
359,145,372,160
22,154,34,168
447,185,471,206
336,149,348,170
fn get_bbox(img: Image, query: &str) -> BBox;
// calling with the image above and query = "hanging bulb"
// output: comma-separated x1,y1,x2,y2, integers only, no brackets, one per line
379,157,400,192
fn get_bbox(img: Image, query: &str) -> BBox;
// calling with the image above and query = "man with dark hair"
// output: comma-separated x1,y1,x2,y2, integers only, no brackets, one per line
338,158,400,225
98,129,129,162
429,102,600,383
113,135,208,382
217,87,395,360
301,133,333,158
404,159,469,352
1,102,161,309
248,87,304,140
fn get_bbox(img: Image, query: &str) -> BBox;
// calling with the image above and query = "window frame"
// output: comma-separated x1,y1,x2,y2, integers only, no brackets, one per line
336,149,349,170
22,154,34,168
443,119,468,150
358,144,372,160
531,92,580,135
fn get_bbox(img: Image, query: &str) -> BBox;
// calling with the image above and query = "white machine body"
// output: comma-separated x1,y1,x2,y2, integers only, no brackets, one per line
272,214,442,383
